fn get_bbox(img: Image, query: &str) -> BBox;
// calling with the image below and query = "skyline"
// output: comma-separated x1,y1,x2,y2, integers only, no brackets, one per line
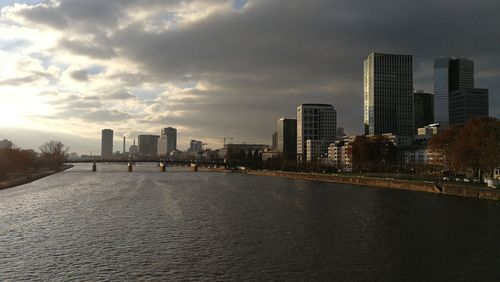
1,0,500,154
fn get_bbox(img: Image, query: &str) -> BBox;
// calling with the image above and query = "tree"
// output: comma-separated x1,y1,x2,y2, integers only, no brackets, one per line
429,117,500,176
39,140,69,169
450,117,500,175
428,124,462,171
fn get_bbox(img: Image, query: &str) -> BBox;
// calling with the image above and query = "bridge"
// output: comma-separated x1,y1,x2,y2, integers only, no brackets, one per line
68,159,232,172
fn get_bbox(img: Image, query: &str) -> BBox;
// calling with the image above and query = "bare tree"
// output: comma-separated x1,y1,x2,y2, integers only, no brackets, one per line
39,140,69,169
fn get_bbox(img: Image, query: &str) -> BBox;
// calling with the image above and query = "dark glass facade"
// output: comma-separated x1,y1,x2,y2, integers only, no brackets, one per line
413,91,434,131
449,88,489,125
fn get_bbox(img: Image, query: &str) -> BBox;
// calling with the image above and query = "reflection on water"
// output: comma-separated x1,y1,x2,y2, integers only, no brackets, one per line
1,163,499,280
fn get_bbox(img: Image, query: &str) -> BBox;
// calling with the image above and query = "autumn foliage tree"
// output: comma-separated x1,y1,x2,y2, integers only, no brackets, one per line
350,135,397,172
429,117,500,176
0,140,36,174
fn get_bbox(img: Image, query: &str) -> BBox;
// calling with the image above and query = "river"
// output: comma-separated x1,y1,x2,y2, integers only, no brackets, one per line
1,163,499,281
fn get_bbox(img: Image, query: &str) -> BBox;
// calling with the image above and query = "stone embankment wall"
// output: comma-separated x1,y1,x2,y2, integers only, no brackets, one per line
247,170,500,201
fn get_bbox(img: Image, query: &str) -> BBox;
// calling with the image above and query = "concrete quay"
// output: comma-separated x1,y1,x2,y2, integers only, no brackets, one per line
247,170,500,201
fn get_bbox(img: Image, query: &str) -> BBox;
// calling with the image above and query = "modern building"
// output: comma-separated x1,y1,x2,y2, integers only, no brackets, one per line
364,52,414,136
433,57,474,128
158,127,177,156
272,132,278,150
449,88,489,125
138,135,159,157
101,129,113,159
336,127,345,139
414,91,434,132
276,118,297,159
297,104,337,162
306,140,331,162
189,140,203,153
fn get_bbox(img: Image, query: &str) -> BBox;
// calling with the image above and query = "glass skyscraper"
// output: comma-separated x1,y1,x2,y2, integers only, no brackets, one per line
364,53,414,136
433,57,474,128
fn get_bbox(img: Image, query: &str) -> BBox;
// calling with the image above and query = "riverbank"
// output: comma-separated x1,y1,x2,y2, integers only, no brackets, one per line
0,165,74,190
247,170,500,201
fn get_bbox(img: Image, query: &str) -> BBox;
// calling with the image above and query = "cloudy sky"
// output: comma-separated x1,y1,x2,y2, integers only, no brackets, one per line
0,0,499,154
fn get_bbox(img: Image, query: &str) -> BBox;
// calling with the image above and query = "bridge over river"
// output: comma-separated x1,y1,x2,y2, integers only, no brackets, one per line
68,159,231,172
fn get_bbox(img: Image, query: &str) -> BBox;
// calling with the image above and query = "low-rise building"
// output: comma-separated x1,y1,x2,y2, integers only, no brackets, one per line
306,140,333,162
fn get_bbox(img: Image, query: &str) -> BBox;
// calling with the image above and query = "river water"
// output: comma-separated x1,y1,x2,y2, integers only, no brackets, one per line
1,163,499,281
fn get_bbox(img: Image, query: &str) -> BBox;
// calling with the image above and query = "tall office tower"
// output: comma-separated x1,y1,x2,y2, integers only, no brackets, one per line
449,88,489,125
101,129,113,159
122,137,126,154
272,132,278,150
414,91,434,131
297,104,336,162
158,127,177,156
277,118,297,160
189,140,203,152
138,135,159,157
364,52,414,136
336,127,345,138
433,57,474,128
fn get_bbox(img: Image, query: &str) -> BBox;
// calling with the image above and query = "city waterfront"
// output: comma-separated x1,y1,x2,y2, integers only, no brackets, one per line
1,164,499,281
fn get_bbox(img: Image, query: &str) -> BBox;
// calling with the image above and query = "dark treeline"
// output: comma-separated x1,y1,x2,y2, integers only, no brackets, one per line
0,140,69,175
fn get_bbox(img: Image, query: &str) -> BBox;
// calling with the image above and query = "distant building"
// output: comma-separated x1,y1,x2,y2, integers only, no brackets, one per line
381,133,413,148
434,57,474,128
271,131,278,150
417,123,442,137
225,143,268,161
101,129,113,159
189,140,203,153
158,127,177,156
277,118,297,160
449,88,489,125
129,140,138,156
306,140,331,162
364,52,414,136
336,127,345,139
138,135,159,157
297,104,337,162
328,136,357,171
414,91,434,132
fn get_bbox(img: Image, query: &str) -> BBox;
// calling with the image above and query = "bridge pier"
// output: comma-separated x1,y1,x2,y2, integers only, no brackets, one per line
128,162,133,172
92,162,97,172
191,163,198,172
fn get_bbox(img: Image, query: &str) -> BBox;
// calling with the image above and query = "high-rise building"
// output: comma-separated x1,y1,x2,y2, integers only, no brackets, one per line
271,132,278,150
449,88,489,125
277,118,297,160
336,127,345,139
364,52,414,136
158,127,177,156
433,57,474,128
414,91,434,131
189,140,203,153
138,135,159,157
101,129,113,159
297,104,336,162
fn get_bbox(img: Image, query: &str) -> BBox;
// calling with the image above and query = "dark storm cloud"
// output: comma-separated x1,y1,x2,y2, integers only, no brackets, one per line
7,0,500,140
